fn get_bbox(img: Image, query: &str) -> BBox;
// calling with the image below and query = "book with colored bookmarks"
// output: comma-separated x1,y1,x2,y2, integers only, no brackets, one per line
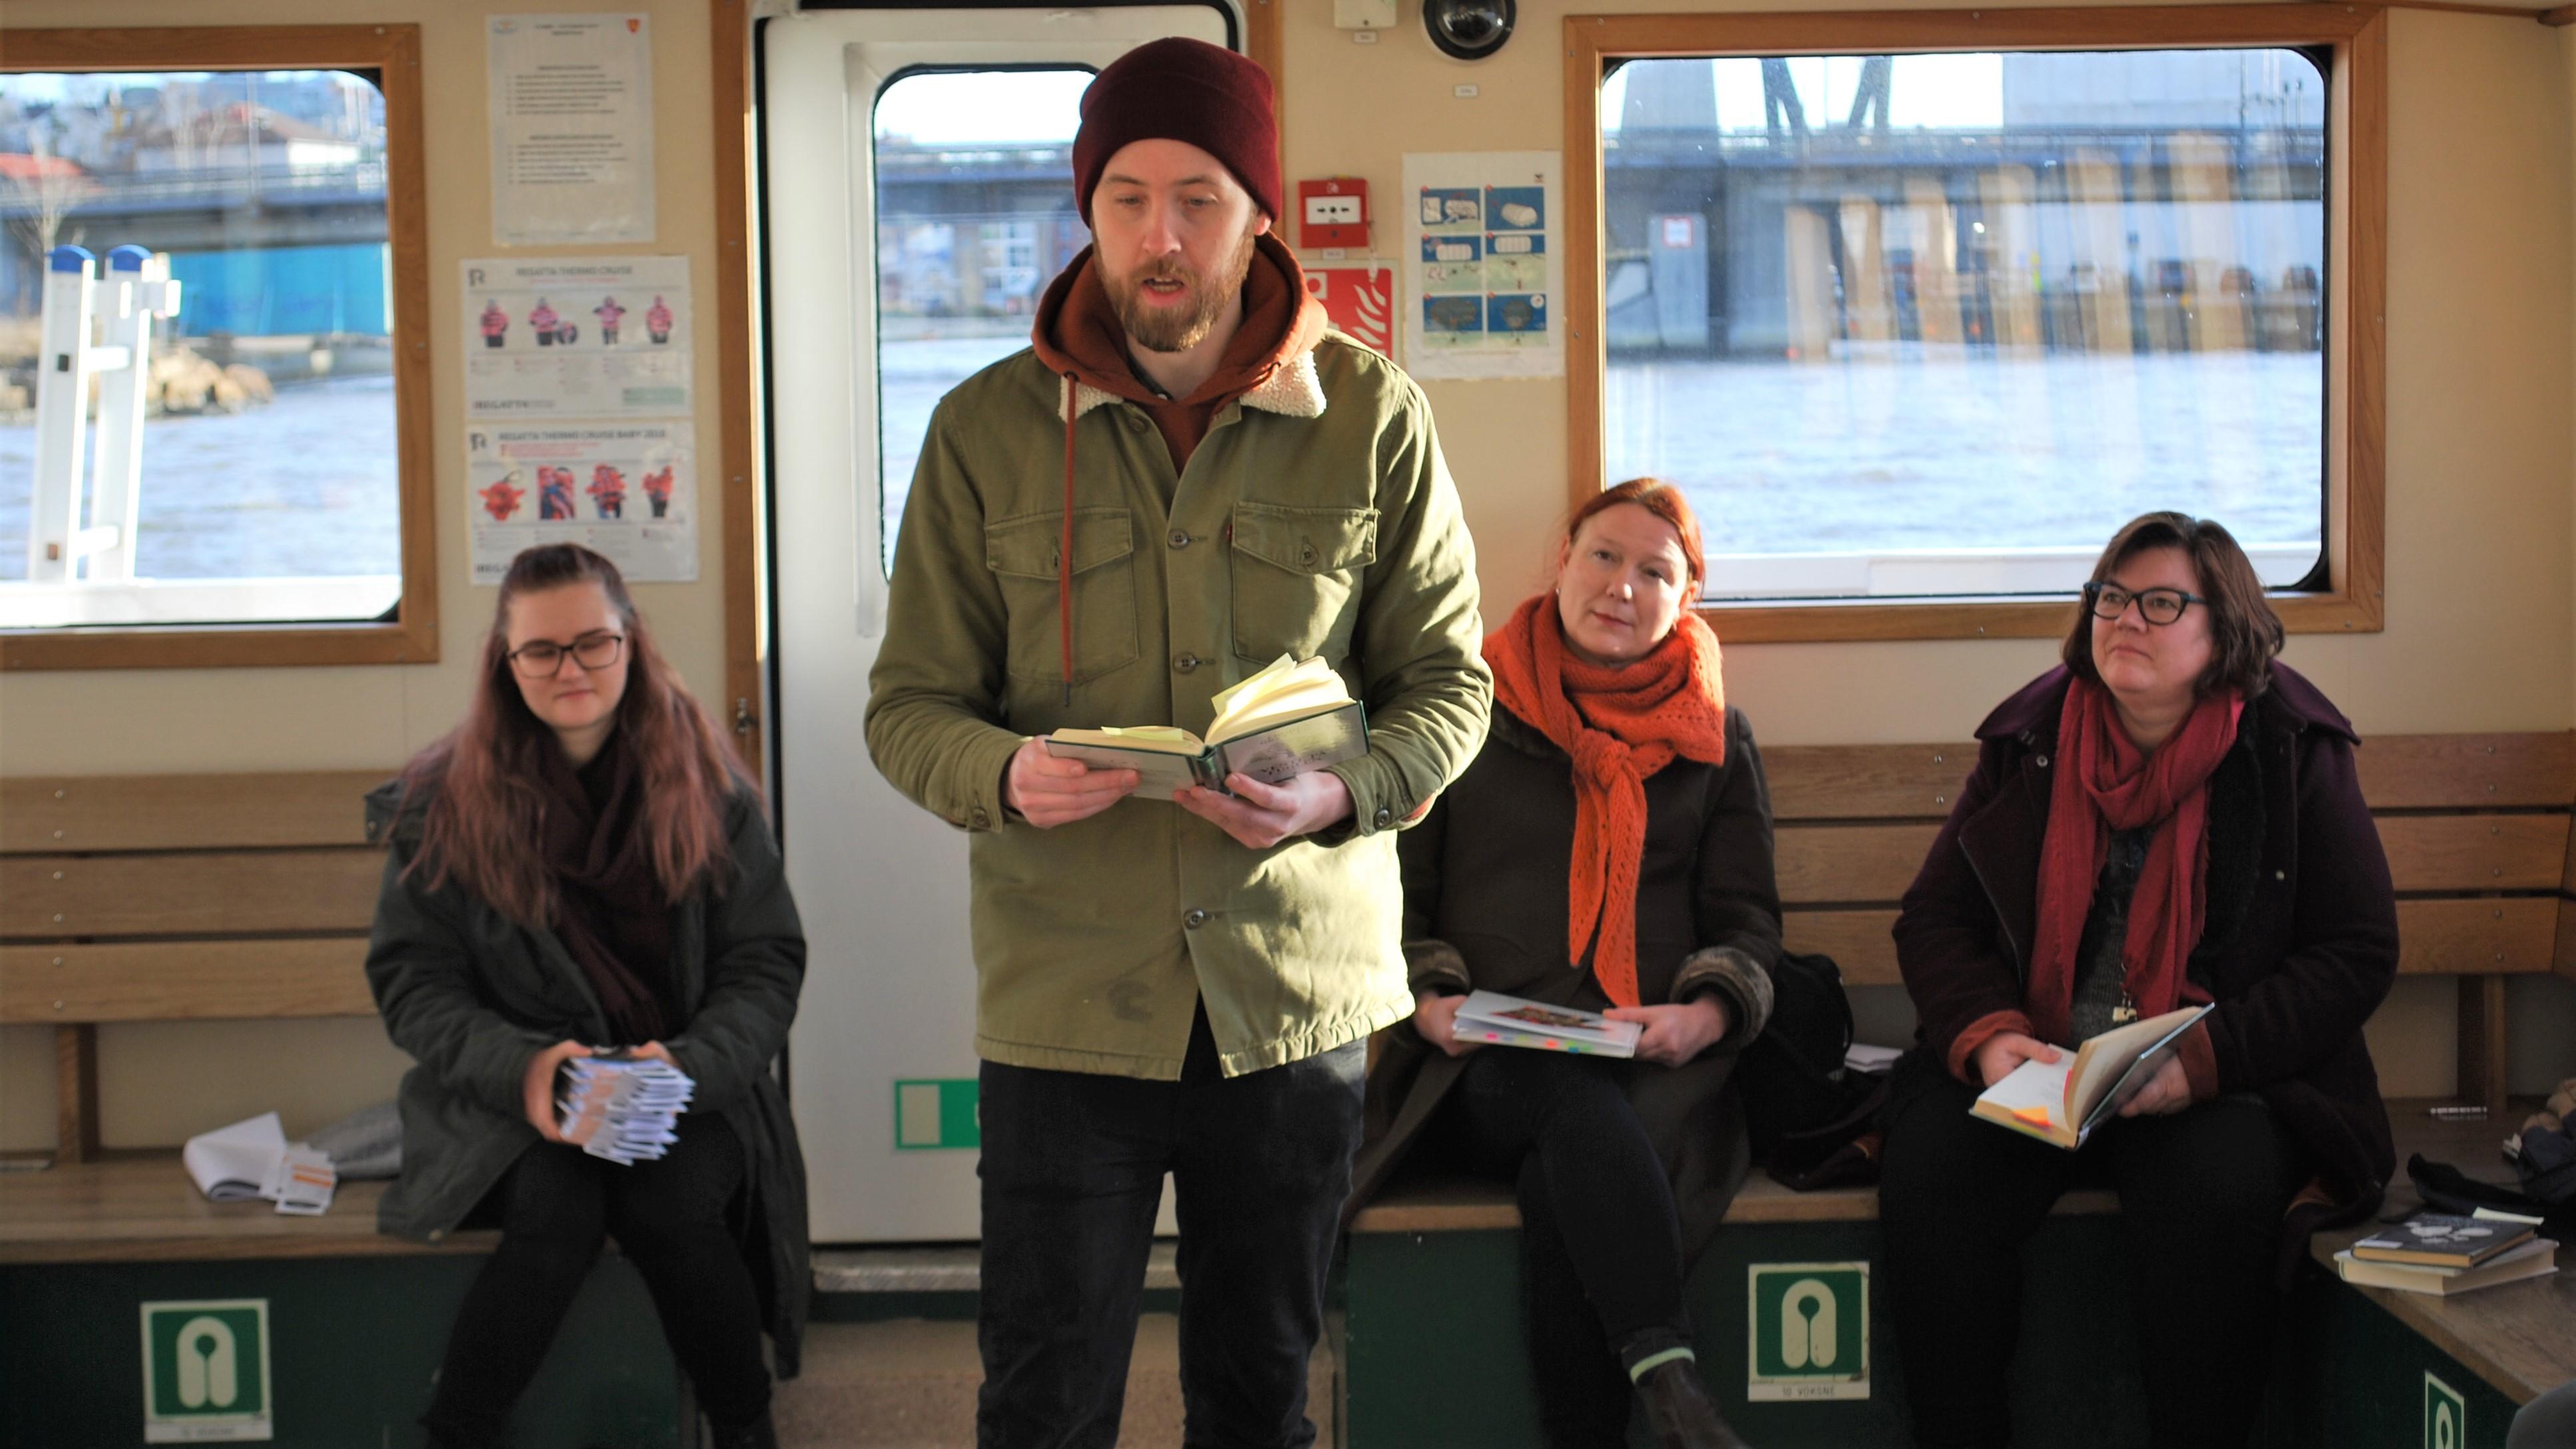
1450,990,1642,1058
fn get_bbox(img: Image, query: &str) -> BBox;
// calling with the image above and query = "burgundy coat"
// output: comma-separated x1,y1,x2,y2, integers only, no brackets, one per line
1894,663,2400,1234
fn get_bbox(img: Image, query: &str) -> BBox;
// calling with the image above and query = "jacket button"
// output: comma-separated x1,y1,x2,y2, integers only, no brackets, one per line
1183,909,1209,929
1169,530,1191,549
1373,805,1393,829
972,809,991,829
1125,413,1148,433
2035,753,2050,767
1175,654,1201,673
2274,869,2286,881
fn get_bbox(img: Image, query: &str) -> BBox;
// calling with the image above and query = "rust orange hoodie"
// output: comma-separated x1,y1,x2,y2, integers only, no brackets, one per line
1023,232,1329,700
1032,231,1327,474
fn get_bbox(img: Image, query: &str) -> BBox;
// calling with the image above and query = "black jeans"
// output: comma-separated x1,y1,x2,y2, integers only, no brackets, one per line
975,1006,1365,1449
1436,1046,1693,1448
1877,1066,2301,1449
421,1119,769,1448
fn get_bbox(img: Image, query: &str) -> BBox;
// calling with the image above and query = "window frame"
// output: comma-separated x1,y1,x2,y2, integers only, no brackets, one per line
0,25,437,670
1564,5,2384,643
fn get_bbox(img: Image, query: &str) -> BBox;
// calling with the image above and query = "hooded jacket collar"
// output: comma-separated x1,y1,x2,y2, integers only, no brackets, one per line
1032,231,1329,425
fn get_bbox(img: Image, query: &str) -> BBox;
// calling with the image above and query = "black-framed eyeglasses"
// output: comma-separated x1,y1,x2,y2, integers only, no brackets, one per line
2082,581,2205,626
507,632,625,676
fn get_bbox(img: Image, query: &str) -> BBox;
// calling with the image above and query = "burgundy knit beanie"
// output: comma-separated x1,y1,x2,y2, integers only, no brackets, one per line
1072,37,1281,226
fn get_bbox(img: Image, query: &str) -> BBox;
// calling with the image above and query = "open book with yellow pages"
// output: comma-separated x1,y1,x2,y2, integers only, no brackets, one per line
1042,654,1368,799
1970,1004,2215,1149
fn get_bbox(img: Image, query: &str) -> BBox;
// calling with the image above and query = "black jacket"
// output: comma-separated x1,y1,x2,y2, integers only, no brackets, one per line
361,775,811,1374
1894,662,2401,1246
1348,702,1784,1259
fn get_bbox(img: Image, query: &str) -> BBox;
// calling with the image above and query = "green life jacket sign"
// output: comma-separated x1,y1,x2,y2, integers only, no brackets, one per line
1745,1262,1869,1402
140,1300,272,1442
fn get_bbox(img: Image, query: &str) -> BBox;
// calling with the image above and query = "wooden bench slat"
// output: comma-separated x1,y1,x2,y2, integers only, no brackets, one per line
2350,731,2576,811
2376,815,2571,893
0,849,383,937
1758,733,2573,822
1760,744,1976,820
0,1155,494,1265
1771,815,2569,908
1773,823,1938,905
0,938,377,1026
1783,897,2560,992
1347,1170,2117,1233
0,771,391,854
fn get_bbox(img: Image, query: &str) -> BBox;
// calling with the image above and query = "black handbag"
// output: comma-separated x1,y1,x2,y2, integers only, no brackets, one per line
1738,950,1889,1187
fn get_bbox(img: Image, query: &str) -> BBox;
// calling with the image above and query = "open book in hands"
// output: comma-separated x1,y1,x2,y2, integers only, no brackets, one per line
1042,654,1368,798
1970,1004,2214,1149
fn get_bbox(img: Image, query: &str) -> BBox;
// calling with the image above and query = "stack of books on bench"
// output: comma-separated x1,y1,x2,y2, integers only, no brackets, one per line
556,1056,696,1165
2332,1211,2559,1297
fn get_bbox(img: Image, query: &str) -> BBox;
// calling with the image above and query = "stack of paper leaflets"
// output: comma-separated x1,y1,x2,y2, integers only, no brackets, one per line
180,1110,338,1214
2333,1210,2558,1297
1451,990,1642,1058
1045,654,1368,798
556,1056,696,1164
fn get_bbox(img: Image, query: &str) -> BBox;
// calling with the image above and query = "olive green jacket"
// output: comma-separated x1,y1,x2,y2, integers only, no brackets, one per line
864,329,1491,1080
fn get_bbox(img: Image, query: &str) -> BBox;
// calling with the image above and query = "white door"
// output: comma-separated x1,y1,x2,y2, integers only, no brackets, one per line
762,4,1238,1242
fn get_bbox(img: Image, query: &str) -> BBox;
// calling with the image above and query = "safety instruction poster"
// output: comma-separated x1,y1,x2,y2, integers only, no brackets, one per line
467,421,698,583
487,14,656,246
1400,151,1565,381
461,256,691,420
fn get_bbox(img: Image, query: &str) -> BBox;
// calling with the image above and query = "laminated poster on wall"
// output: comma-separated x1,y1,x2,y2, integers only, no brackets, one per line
468,421,698,584
487,14,657,246
1400,151,1565,381
461,257,691,420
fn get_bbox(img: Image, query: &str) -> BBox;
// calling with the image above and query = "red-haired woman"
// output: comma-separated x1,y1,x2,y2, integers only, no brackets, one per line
364,544,807,1449
1349,480,1781,1449
1880,513,2398,1448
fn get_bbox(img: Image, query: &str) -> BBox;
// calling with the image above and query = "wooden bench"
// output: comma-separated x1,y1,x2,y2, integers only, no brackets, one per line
0,770,685,1449
1343,731,2576,1448
1,769,393,1164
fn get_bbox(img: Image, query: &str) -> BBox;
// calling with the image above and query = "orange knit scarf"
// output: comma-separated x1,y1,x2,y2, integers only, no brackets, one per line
1484,593,1729,1007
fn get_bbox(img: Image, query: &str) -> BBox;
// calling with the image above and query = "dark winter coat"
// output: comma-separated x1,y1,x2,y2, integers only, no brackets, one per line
1348,702,1784,1261
1893,662,2400,1247
361,775,811,1375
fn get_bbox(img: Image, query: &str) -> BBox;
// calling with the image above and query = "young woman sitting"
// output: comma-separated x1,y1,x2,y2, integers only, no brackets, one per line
365,543,809,1449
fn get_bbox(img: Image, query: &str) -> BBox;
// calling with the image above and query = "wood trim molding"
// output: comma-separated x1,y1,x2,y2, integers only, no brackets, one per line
714,0,764,778
0,25,438,672
1564,7,2386,645
1248,0,1283,126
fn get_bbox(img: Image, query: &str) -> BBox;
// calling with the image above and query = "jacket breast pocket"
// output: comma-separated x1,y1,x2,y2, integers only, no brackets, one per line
1229,502,1378,664
985,508,1140,684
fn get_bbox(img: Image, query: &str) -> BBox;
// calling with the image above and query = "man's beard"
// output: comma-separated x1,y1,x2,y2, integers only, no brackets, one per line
1107,228,1261,355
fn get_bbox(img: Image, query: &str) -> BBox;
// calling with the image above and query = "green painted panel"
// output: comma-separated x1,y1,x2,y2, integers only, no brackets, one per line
2304,1274,2522,1449
2,1255,679,1448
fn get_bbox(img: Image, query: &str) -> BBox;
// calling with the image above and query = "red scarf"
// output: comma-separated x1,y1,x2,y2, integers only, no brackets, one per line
1484,593,1729,1008
2028,678,2239,1044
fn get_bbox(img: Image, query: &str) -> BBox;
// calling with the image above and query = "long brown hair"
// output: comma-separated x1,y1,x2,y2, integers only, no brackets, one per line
1558,477,1707,589
2061,511,2284,700
399,544,753,926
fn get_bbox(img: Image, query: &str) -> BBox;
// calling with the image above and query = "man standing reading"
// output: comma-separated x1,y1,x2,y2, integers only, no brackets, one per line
865,37,1490,1449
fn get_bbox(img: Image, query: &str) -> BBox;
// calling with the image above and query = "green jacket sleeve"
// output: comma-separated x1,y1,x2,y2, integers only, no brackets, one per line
363,841,555,1123
864,402,1026,833
665,793,807,1111
1326,374,1492,836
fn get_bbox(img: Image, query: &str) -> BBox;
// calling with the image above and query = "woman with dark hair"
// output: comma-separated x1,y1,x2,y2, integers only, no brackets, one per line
1349,479,1781,1449
1879,512,2399,1448
364,544,807,1449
